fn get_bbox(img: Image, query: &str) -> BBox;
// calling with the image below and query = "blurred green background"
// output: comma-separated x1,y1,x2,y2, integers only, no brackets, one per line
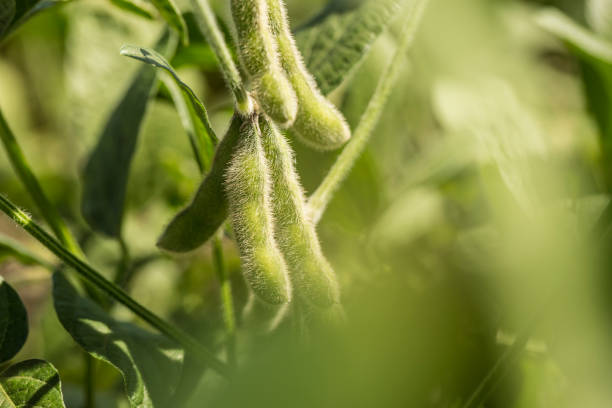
4,0,612,407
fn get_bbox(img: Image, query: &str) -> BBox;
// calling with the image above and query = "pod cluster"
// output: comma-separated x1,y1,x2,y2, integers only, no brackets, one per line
224,116,340,307
163,1,346,308
231,0,351,150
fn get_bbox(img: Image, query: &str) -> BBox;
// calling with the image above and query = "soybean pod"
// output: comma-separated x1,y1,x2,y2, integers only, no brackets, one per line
259,118,340,307
225,118,291,305
157,115,242,253
266,0,351,151
231,0,297,127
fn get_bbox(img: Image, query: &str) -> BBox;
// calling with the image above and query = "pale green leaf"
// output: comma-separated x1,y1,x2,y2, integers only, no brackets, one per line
52,273,184,408
0,359,66,408
120,44,218,172
433,78,546,212
537,9,612,186
0,277,28,363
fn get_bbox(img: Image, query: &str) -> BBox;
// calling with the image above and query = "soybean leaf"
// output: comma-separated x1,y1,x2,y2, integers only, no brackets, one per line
0,0,70,41
0,0,15,38
0,277,28,363
296,0,403,94
52,273,184,408
157,115,242,252
149,0,188,45
433,78,546,212
537,9,612,186
81,31,175,238
0,359,66,408
109,0,156,20
120,44,218,172
0,235,51,267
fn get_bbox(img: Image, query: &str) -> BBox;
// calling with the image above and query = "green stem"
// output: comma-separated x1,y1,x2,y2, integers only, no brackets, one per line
190,0,253,114
0,109,82,255
212,233,237,367
307,0,429,223
113,237,132,288
84,354,95,408
0,194,230,377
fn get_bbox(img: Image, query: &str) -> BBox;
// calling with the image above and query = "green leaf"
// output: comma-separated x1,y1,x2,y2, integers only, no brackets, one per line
109,0,156,20
149,0,188,45
297,0,403,95
52,273,184,408
0,0,70,41
120,44,218,172
0,235,51,267
536,9,612,186
0,359,66,408
157,115,242,252
81,31,175,238
0,0,15,38
0,277,28,363
432,78,546,212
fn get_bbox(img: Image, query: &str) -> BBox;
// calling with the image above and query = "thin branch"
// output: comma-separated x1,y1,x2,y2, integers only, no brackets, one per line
0,194,230,377
308,0,429,223
190,0,253,114
213,232,237,367
0,108,82,255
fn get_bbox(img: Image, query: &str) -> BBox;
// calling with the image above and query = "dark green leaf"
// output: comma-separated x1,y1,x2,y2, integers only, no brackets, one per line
0,277,28,363
157,115,242,252
0,359,66,408
0,0,15,38
109,0,156,20
1,0,70,41
149,0,188,45
0,236,51,267
120,44,218,172
297,0,403,94
81,31,175,238
52,273,184,408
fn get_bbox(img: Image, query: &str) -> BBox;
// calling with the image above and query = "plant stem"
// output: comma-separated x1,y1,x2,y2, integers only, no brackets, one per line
84,354,95,408
0,109,82,255
212,232,237,367
190,0,253,114
0,194,230,377
113,237,132,287
307,0,429,223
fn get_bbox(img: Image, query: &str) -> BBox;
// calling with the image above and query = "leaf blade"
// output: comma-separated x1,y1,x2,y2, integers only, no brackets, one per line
0,359,66,408
120,44,218,172
52,273,184,408
0,277,28,363
81,32,175,238
157,115,242,252
149,0,188,45
297,0,403,95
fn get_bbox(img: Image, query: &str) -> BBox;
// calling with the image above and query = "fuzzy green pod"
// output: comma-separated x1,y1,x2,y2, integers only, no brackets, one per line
231,0,297,127
259,118,340,307
225,118,291,305
266,0,351,150
157,115,242,252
